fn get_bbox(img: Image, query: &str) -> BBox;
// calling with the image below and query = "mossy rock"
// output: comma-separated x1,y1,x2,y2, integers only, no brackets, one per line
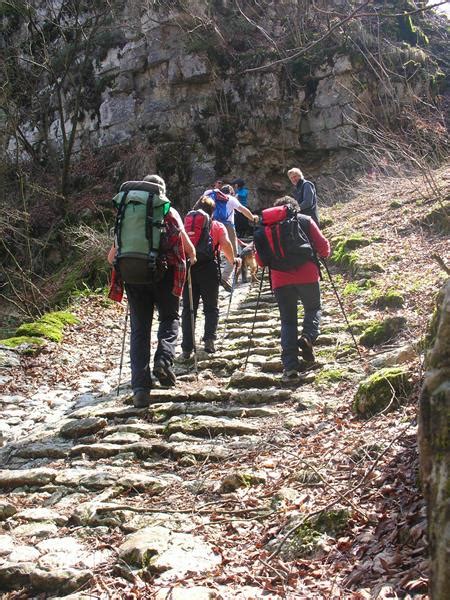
353,367,413,417
372,290,405,309
348,319,378,335
331,235,371,265
359,316,407,347
15,311,79,343
282,508,350,558
220,471,266,493
418,203,450,235
390,200,402,209
0,336,46,354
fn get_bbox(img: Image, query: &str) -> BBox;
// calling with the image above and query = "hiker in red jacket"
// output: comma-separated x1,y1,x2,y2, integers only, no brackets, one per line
181,195,241,358
255,196,330,381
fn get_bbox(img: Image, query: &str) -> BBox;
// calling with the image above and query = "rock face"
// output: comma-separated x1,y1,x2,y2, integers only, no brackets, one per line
418,281,450,600
4,0,443,207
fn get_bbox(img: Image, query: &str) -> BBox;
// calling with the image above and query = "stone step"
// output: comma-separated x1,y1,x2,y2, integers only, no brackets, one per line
164,415,261,438
147,400,277,421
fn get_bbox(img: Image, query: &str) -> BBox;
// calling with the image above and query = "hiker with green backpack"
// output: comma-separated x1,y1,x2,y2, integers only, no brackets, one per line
108,175,196,408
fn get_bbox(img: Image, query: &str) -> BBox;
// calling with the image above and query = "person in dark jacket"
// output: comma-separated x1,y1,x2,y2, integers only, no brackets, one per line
255,195,330,381
287,168,319,226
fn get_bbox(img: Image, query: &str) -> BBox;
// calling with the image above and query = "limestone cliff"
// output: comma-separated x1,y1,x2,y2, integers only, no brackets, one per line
2,0,448,208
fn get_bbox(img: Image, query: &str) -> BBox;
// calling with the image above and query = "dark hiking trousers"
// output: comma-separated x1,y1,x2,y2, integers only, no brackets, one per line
125,270,180,391
274,282,321,371
181,261,219,353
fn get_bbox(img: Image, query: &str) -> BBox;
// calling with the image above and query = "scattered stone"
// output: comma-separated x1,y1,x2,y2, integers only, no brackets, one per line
16,507,68,526
0,468,57,489
12,522,58,538
119,526,221,578
0,534,14,556
0,348,21,368
9,545,41,562
220,471,267,493
60,417,108,439
370,344,416,369
0,501,17,520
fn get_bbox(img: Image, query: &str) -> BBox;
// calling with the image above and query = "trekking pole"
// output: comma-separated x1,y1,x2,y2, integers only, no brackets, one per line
243,267,265,371
117,302,129,397
187,266,198,380
320,258,363,361
221,264,239,343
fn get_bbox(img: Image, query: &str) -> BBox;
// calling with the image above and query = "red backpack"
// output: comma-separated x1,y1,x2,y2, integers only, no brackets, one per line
184,209,215,263
254,205,314,271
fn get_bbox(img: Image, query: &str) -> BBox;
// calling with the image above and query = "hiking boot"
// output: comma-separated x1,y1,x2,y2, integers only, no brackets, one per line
132,389,151,408
182,351,192,360
153,361,176,387
204,339,216,354
220,278,232,293
298,335,315,363
282,369,300,383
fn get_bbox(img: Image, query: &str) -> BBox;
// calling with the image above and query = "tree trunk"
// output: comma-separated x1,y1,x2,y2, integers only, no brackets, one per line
418,280,450,600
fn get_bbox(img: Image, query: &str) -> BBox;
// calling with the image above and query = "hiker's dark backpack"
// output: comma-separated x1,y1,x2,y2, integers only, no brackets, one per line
113,180,173,284
207,189,230,224
254,205,315,271
184,209,215,263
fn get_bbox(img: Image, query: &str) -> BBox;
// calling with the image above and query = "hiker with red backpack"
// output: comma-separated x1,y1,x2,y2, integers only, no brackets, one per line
181,195,241,358
254,195,330,382
107,175,196,408
205,183,259,290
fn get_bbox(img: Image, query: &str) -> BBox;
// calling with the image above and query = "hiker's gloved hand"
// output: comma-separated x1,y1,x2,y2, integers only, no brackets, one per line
233,257,242,268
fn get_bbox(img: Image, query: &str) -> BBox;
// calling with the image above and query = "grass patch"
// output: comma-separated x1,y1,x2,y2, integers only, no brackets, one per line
315,368,349,386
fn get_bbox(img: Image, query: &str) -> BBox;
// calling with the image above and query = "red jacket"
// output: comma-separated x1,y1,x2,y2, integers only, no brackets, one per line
255,218,330,289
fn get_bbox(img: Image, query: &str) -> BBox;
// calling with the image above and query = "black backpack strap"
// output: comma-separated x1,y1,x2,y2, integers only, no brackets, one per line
145,192,157,271
114,190,129,257
298,214,322,280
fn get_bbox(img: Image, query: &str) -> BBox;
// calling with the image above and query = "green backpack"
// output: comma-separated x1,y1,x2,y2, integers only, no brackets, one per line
113,180,171,284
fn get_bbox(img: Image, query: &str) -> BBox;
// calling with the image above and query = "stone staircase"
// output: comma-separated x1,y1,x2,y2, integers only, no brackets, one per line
0,277,358,598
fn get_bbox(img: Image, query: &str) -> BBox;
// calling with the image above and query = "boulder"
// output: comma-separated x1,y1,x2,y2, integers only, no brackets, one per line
353,367,413,417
